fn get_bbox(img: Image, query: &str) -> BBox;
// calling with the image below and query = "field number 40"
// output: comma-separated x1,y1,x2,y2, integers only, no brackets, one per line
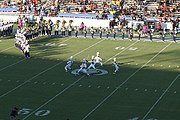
18,108,50,117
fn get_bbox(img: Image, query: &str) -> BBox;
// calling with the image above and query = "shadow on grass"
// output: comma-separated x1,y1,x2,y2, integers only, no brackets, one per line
0,51,180,120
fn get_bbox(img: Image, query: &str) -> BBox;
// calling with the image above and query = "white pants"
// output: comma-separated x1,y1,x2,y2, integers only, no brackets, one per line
87,64,96,70
95,61,103,66
78,68,89,75
114,66,119,73
64,64,71,71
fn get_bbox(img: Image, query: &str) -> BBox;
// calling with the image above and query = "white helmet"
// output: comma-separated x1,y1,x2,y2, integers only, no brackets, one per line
83,58,86,62
70,56,73,59
96,52,99,56
113,58,116,62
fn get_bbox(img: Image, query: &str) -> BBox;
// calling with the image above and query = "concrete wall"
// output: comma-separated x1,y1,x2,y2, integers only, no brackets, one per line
0,14,110,27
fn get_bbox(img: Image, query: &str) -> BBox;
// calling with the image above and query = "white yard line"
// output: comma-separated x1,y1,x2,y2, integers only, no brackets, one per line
81,42,172,120
0,37,72,72
22,41,138,120
0,39,105,99
141,73,180,120
0,46,14,53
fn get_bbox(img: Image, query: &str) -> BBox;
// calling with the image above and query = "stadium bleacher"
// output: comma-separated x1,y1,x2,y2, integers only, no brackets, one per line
58,12,113,19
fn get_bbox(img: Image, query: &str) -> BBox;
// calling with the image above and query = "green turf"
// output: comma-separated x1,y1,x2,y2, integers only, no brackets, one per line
0,35,179,120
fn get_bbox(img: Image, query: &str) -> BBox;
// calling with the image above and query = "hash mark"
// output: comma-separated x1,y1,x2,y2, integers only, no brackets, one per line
61,83,64,86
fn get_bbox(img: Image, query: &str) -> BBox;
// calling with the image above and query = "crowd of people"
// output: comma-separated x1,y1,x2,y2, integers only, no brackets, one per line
0,21,13,37
1,0,180,22
15,28,31,58
16,13,178,43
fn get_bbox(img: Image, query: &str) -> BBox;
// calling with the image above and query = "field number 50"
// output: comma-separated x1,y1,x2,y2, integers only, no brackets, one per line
18,108,50,117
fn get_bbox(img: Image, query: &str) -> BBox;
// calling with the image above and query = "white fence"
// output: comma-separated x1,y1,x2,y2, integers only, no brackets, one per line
0,14,175,29
0,14,110,28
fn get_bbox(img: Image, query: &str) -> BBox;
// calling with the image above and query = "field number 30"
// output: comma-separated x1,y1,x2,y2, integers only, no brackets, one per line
18,108,50,116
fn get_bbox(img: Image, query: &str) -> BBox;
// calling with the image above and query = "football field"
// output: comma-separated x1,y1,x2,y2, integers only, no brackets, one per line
0,35,180,120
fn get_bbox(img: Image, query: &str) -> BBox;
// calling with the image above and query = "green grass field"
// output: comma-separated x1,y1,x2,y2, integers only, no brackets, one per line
0,35,180,120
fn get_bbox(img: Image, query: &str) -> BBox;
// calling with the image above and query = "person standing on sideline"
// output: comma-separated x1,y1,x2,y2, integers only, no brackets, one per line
68,24,72,36
129,29,133,40
54,23,59,35
74,27,78,38
172,31,176,42
79,22,85,34
99,26,103,39
138,29,141,40
84,26,87,38
148,31,153,41
113,28,116,40
106,27,110,38
90,27,94,39
121,28,125,39
161,32,165,42
61,26,65,36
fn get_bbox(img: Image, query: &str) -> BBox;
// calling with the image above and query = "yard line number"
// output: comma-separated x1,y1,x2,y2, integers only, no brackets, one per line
18,108,158,119
18,108,50,117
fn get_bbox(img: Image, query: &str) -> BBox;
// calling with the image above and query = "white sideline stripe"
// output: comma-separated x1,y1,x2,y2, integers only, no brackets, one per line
141,73,180,120
0,49,47,72
0,39,105,99
0,46,14,53
81,42,172,120
22,41,138,120
0,37,72,71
